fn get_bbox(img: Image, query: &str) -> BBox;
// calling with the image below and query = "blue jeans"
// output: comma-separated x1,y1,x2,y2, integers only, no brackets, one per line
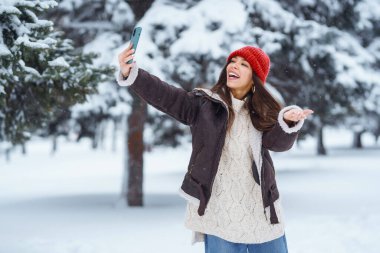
204,233,288,253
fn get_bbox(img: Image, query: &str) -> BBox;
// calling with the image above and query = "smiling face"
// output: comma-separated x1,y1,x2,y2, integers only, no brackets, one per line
226,56,254,99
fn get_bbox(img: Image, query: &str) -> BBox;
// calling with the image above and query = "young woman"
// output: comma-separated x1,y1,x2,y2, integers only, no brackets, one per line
117,43,313,253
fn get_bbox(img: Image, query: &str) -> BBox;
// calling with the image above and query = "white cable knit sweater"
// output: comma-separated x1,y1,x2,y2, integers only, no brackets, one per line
184,92,285,245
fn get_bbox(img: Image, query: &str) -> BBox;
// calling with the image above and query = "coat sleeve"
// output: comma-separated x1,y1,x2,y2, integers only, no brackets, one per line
116,62,200,126
262,105,305,152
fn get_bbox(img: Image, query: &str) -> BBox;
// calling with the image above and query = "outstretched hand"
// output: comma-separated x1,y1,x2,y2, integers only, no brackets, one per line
284,108,314,122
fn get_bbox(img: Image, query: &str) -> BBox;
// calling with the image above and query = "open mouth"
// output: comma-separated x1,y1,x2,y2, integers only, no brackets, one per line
228,72,240,80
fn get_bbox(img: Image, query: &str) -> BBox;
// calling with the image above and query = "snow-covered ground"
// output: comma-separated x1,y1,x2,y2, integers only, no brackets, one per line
0,128,379,253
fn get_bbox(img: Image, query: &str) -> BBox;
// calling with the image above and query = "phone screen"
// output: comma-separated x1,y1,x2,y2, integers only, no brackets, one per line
127,27,142,64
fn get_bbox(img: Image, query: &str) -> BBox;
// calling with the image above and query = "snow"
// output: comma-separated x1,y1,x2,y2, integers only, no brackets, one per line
245,0,298,33
334,46,380,88
24,9,40,22
18,59,41,77
15,35,51,49
38,0,58,9
134,0,248,68
265,83,285,104
109,0,135,26
0,5,21,15
256,30,285,54
48,57,70,68
1,0,380,250
0,127,379,253
1,0,56,10
74,31,127,117
58,1,74,11
298,0,315,5
170,0,248,58
356,0,380,29
0,43,11,56
84,32,123,67
26,19,54,30
368,38,380,56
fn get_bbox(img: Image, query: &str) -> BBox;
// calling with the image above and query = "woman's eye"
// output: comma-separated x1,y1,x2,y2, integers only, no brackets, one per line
229,60,248,67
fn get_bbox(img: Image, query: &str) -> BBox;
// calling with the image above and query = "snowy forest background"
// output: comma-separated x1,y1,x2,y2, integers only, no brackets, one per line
1,0,380,253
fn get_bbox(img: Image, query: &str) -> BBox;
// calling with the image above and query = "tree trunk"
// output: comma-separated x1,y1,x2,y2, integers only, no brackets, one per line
98,121,106,150
353,131,364,148
5,148,10,162
119,1,152,206
374,132,379,144
317,125,327,155
21,143,26,155
51,134,57,155
123,94,147,206
127,0,155,21
112,119,118,152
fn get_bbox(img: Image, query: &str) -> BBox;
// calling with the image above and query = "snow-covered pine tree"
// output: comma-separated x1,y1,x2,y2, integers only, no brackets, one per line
139,0,379,155
240,0,380,154
277,0,380,149
349,0,380,147
45,0,150,206
0,0,113,150
42,0,136,152
36,0,379,207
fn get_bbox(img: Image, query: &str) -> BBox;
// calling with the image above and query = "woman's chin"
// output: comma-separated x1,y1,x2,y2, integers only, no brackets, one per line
226,81,240,89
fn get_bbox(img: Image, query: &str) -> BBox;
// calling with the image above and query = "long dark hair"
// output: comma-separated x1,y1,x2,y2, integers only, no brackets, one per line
210,62,282,132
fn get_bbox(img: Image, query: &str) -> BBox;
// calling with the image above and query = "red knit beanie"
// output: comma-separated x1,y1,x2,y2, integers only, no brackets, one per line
227,46,270,84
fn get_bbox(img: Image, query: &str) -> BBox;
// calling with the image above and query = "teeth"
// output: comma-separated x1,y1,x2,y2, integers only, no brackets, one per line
229,72,239,78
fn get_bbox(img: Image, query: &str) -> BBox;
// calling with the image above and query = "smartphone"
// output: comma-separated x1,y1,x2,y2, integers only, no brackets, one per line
127,27,142,64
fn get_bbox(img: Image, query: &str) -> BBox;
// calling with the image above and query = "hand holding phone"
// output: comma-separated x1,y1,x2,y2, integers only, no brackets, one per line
118,27,142,78
127,27,142,64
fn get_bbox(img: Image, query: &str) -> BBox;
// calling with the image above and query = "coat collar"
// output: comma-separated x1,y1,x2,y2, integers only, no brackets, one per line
193,88,229,118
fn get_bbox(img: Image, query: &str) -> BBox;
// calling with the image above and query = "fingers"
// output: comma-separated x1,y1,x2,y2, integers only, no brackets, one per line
284,108,314,122
119,48,134,62
117,42,137,77
119,54,134,65
120,42,133,55
299,109,314,120
303,109,314,115
302,109,314,118
118,43,135,63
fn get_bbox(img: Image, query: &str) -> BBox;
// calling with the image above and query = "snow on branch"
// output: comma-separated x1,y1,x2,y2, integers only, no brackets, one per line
18,59,41,77
0,44,12,56
48,57,70,68
15,35,51,49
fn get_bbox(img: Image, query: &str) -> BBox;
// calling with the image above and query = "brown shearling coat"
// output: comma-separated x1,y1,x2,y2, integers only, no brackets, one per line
124,67,301,224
